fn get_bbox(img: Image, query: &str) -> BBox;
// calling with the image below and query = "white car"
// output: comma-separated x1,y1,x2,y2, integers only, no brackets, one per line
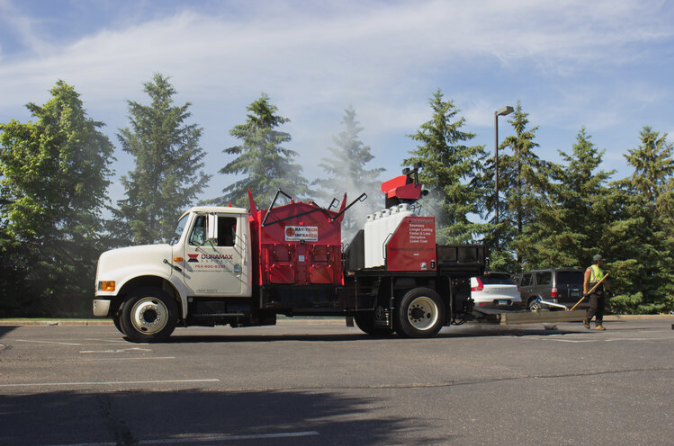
470,272,522,310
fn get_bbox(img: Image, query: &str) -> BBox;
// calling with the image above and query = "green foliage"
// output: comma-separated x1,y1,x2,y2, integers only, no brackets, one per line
487,250,517,274
0,80,114,316
404,89,487,244
113,74,211,244
216,94,308,208
602,127,674,314
520,128,614,270
2,80,673,316
497,102,549,266
314,106,384,239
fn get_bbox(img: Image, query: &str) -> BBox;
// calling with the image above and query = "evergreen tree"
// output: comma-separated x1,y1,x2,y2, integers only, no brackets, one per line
604,127,674,313
524,128,614,268
404,89,487,244
216,94,308,208
114,73,210,244
497,102,549,267
314,106,384,240
0,80,114,316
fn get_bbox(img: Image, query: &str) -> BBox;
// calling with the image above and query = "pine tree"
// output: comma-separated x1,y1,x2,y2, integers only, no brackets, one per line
604,127,674,313
314,106,384,240
526,128,614,268
0,80,114,316
497,102,549,267
114,74,210,244
404,89,487,244
216,94,308,208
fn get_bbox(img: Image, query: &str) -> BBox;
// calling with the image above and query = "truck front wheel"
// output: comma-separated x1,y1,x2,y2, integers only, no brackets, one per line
395,288,445,338
119,287,178,343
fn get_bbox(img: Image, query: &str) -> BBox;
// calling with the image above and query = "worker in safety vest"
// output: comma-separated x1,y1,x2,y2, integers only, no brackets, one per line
583,254,611,330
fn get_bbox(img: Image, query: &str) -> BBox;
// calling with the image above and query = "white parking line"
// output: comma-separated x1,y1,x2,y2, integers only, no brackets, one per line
545,337,672,343
15,339,82,346
85,357,176,361
0,378,219,388
83,338,130,343
547,339,598,343
605,337,673,342
79,347,152,353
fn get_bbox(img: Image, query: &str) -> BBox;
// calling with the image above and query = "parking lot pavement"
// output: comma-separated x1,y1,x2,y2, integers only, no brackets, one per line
1,317,673,445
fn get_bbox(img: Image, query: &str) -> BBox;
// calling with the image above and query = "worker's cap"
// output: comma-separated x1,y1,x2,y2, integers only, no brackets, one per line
593,254,604,263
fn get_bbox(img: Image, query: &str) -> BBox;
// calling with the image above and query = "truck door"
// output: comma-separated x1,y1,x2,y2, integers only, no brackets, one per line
181,212,251,297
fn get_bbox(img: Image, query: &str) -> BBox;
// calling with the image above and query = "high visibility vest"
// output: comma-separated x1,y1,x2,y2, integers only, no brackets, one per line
589,265,605,283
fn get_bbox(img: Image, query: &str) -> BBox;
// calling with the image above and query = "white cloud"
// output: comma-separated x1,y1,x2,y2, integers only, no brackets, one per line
1,0,673,195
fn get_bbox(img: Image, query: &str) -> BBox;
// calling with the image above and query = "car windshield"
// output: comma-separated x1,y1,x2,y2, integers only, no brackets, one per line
558,271,584,285
169,214,188,246
480,274,515,285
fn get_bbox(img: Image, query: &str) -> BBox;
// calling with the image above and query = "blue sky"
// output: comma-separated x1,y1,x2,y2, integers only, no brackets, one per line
1,0,673,206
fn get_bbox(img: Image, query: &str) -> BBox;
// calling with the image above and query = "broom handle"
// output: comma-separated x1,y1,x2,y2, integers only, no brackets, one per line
570,273,609,311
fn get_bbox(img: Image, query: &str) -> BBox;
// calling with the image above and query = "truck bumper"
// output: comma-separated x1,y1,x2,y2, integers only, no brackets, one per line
93,299,112,317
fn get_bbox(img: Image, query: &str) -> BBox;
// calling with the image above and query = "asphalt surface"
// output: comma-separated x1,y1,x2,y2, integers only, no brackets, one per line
1,316,673,445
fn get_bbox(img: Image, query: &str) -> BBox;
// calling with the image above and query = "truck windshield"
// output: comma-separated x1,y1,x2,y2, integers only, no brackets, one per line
169,215,188,245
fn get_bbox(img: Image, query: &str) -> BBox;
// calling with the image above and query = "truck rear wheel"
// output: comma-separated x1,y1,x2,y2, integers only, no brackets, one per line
395,288,445,338
119,287,178,343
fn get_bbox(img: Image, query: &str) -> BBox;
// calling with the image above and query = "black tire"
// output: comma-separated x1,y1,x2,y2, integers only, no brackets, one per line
112,311,123,334
395,288,446,338
354,311,394,336
119,287,179,343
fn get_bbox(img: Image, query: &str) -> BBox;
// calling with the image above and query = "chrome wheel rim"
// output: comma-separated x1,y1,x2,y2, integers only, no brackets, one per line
130,297,168,335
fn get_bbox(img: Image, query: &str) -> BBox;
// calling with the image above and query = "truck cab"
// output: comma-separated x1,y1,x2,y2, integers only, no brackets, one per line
93,206,252,342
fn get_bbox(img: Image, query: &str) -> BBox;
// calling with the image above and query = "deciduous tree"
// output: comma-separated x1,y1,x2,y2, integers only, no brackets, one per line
0,80,114,316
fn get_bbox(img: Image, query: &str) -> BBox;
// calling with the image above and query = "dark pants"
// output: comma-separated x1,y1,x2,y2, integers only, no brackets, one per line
586,289,605,325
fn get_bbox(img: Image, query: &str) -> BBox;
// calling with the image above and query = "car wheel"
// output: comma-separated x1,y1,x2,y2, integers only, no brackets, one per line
528,297,543,312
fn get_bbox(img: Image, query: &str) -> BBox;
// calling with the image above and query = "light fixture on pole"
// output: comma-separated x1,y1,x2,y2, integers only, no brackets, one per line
494,105,514,249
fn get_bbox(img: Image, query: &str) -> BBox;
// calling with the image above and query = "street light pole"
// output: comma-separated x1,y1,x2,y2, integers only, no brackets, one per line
494,105,514,250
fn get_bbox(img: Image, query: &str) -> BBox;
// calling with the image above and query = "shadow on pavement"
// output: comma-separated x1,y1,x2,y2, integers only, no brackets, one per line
0,389,446,446
154,324,586,344
0,326,18,340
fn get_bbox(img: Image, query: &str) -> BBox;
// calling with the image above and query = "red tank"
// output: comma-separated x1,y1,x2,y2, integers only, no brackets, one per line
248,191,345,286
